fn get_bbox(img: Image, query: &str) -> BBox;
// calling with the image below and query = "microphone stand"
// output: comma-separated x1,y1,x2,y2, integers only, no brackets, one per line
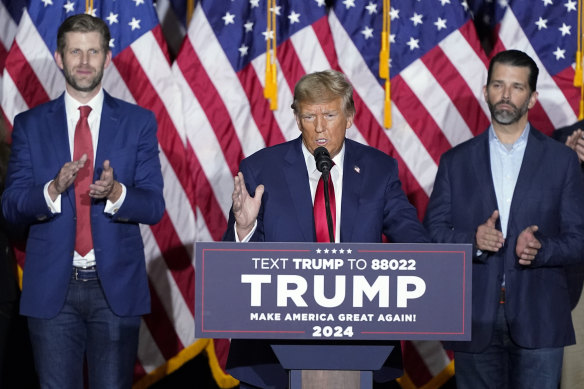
321,169,335,243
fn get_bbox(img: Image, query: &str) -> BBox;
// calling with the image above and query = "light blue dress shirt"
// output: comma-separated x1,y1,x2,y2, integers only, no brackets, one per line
488,124,529,238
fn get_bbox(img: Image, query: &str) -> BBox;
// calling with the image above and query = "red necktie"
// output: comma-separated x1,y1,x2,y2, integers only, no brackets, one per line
73,106,94,256
314,172,336,243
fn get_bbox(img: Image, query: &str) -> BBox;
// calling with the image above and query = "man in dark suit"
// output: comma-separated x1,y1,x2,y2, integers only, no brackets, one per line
551,121,584,389
424,50,584,389
554,121,584,165
223,69,429,388
2,14,165,388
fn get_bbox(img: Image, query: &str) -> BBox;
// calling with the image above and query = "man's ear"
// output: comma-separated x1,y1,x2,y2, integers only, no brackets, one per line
528,90,539,109
346,115,354,129
54,51,64,70
295,114,302,131
103,50,112,69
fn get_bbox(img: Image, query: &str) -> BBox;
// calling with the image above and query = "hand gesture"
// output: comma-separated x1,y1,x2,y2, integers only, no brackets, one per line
475,210,505,252
515,225,541,266
48,154,89,201
232,172,264,240
90,160,122,201
565,128,584,163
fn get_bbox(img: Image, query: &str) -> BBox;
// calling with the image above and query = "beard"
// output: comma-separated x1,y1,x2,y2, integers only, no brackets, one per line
62,64,105,93
487,96,531,125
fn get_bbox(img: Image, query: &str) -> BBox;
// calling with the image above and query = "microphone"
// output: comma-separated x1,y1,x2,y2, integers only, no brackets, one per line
314,146,333,175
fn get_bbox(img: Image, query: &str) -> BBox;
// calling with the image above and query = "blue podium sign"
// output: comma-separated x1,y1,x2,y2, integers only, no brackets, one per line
195,242,471,341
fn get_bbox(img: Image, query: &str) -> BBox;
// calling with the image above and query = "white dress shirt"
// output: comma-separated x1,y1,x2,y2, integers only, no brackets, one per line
43,88,126,267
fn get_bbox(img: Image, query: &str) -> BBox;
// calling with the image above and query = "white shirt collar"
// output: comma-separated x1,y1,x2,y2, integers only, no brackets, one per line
64,88,104,120
301,139,345,175
488,122,530,149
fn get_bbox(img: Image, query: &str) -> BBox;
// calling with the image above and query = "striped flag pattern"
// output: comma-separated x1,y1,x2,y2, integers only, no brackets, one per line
0,0,24,122
489,0,579,134
328,1,488,387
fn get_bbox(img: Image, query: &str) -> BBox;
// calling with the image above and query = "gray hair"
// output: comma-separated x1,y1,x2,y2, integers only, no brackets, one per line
291,70,355,117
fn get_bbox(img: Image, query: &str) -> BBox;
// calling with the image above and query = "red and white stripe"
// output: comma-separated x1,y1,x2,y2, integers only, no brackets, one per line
328,11,489,388
0,0,18,114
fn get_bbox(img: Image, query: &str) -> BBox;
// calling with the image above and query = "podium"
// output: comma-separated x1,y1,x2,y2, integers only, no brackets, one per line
195,242,471,388
272,342,393,388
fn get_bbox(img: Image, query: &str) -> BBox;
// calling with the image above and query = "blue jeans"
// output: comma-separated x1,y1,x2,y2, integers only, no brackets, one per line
27,273,141,389
455,304,563,389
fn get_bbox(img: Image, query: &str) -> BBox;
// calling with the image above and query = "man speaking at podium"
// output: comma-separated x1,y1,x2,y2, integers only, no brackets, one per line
223,70,429,388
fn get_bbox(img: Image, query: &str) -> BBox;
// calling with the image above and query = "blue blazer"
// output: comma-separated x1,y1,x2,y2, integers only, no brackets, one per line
2,92,165,319
424,127,584,352
224,136,429,388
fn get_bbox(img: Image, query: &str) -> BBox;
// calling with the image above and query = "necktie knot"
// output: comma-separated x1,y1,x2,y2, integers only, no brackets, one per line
79,105,92,120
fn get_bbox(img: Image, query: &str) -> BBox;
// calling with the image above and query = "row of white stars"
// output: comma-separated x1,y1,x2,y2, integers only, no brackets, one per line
479,0,574,10
41,0,145,38
233,5,451,56
315,248,353,254
245,0,326,9
222,9,301,27
40,0,146,50
360,14,448,42
43,0,146,9
533,0,577,61
341,0,462,11
535,18,572,36
540,0,577,11
225,6,304,57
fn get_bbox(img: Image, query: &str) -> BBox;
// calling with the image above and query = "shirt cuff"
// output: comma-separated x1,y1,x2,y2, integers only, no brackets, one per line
44,180,61,213
104,183,126,215
235,220,257,242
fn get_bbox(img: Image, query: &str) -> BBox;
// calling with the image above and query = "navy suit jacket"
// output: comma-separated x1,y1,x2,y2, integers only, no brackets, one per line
424,126,584,352
224,136,428,244
2,91,165,319
223,136,429,388
552,121,584,309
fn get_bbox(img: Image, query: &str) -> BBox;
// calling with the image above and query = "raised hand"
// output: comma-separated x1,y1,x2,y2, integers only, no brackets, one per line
232,172,264,240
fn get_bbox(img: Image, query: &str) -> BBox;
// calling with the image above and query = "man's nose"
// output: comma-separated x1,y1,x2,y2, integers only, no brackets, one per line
315,116,325,133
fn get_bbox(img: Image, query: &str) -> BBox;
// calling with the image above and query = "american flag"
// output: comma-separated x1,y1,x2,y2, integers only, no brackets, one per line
488,0,579,134
0,0,232,387
173,0,487,388
0,0,24,122
328,1,488,386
